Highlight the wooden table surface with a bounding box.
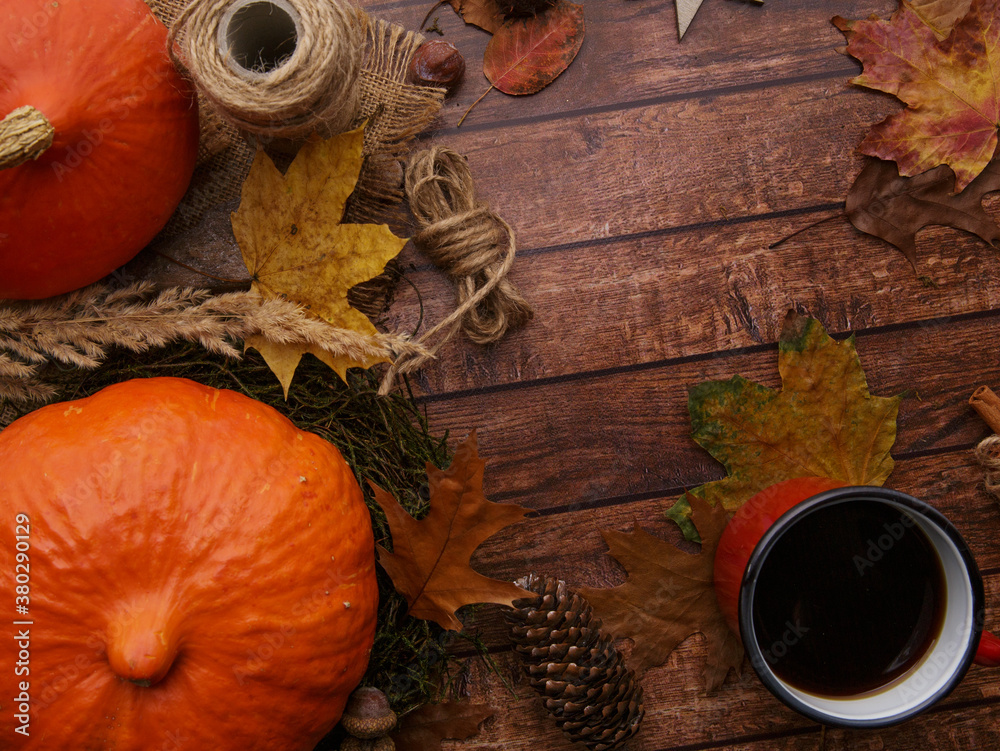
[365,0,1000,749]
[159,0,1000,747]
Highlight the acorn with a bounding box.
[499,0,559,18]
[340,687,397,751]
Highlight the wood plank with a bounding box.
[383,212,1000,395]
[449,450,1000,654]
[359,0,890,128]
[409,80,886,252]
[411,313,1000,512]
[449,620,1000,751]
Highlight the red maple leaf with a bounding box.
[834,0,1000,191]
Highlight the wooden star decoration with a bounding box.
[676,0,705,38]
[676,0,764,40]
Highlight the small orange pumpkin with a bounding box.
[0,0,199,300]
[0,378,378,750]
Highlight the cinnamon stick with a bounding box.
[970,386,1000,434]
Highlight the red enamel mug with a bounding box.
[713,477,1000,728]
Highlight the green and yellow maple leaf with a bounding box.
[667,312,901,541]
[834,0,1000,191]
[231,125,408,396]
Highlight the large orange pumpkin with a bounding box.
[0,378,379,749]
[0,0,199,300]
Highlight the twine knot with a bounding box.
[378,147,533,394]
[406,147,533,344]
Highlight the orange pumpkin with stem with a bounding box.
[0,378,379,749]
[0,0,199,300]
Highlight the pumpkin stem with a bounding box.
[0,106,55,171]
[106,610,180,687]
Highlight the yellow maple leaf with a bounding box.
[231,125,408,396]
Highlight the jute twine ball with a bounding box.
[170,0,366,140]
[975,435,1000,499]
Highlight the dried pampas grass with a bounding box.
[0,282,426,407]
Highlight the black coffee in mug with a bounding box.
[750,499,946,697]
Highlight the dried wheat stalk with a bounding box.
[0,282,428,405]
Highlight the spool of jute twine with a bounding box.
[168,0,365,140]
[971,387,1000,500]
[975,435,1000,497]
[378,147,533,394]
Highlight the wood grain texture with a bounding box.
[383,214,1000,395]
[449,644,1000,750]
[450,450,1000,652]
[365,0,885,125]
[414,313,1000,512]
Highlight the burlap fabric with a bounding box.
[145,0,444,234]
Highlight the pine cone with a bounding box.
[506,574,644,751]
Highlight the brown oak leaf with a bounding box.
[372,432,531,631]
[834,0,1000,191]
[393,702,494,751]
[847,153,1000,268]
[578,497,743,693]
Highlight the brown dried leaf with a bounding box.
[445,0,506,33]
[846,153,1000,268]
[578,497,743,693]
[372,432,531,631]
[393,703,494,751]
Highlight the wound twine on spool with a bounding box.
[147,0,444,239]
[974,436,1000,498]
[378,147,533,395]
[169,0,365,140]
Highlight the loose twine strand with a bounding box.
[378,147,533,395]
[168,0,365,140]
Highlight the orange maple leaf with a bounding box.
[371,432,531,631]
[578,497,743,693]
[834,0,1000,191]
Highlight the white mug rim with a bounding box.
[738,485,985,728]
